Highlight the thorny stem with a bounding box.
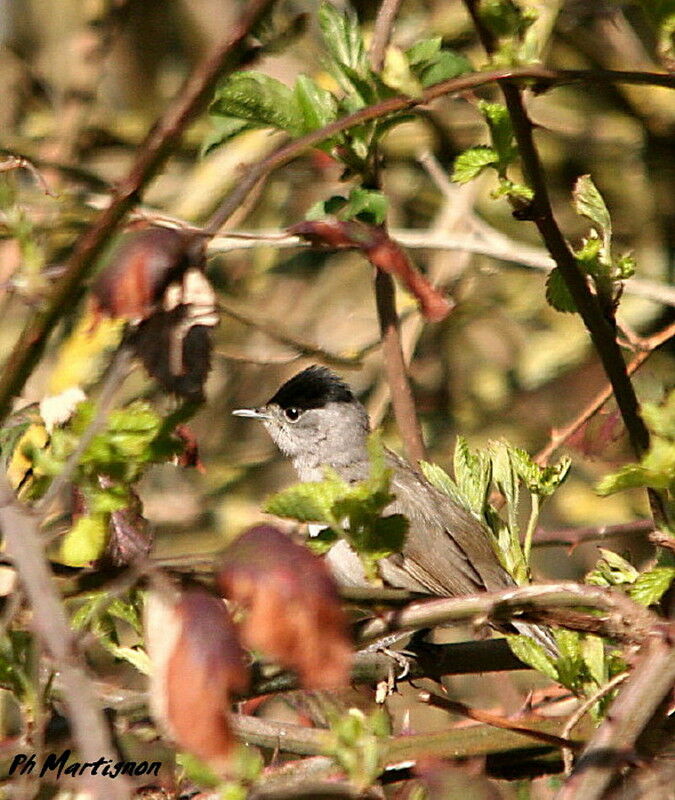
[0,0,277,425]
[461,0,669,528]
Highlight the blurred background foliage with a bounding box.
[0,0,673,583]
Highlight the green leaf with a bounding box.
[294,74,338,134]
[453,436,492,517]
[177,752,221,789]
[210,71,304,137]
[419,461,464,507]
[629,566,675,606]
[581,635,606,685]
[264,476,345,525]
[510,449,571,497]
[545,267,577,313]
[343,188,388,224]
[304,526,339,555]
[573,175,612,259]
[505,634,558,680]
[417,50,472,87]
[405,37,442,65]
[318,3,368,74]
[478,101,516,169]
[452,146,499,183]
[111,646,151,675]
[480,0,537,40]
[201,117,255,156]
[60,514,109,567]
[381,46,424,97]
[586,548,640,588]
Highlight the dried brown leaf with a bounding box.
[217,525,351,689]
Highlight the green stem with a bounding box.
[523,493,540,564]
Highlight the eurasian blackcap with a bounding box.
[234,365,557,656]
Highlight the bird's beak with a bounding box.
[232,407,272,420]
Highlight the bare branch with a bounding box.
[536,320,675,465]
[0,0,278,425]
[356,582,657,645]
[559,628,675,800]
[0,475,130,800]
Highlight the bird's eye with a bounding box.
[284,407,302,422]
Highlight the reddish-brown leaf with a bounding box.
[145,585,249,771]
[92,225,206,322]
[288,219,453,321]
[216,525,351,689]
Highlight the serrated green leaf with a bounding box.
[210,71,304,137]
[405,37,442,65]
[581,634,606,685]
[545,267,577,313]
[343,188,388,224]
[418,50,472,87]
[304,526,339,555]
[573,175,612,258]
[505,634,558,680]
[319,3,367,74]
[478,100,516,168]
[629,566,675,606]
[201,117,256,156]
[586,548,640,587]
[264,477,345,524]
[452,146,499,183]
[453,436,492,517]
[60,514,109,567]
[419,461,464,507]
[107,596,142,634]
[510,449,571,497]
[294,74,338,134]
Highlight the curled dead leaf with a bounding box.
[217,525,351,689]
[145,584,249,771]
[288,219,453,321]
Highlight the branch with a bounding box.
[0,475,130,800]
[419,691,581,751]
[559,626,675,800]
[207,231,675,308]
[203,66,674,237]
[356,582,658,645]
[0,0,277,424]
[246,638,527,698]
[461,0,668,527]
[535,320,675,465]
[368,0,426,464]
[369,0,403,71]
[533,520,655,549]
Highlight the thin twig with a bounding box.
[203,66,675,238]
[461,0,669,527]
[535,320,675,465]
[36,348,133,516]
[533,519,655,549]
[0,475,130,800]
[369,0,404,71]
[558,629,675,800]
[0,0,277,425]
[419,690,582,751]
[561,672,629,775]
[366,0,426,464]
[207,230,675,308]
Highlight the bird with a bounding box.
[233,364,557,656]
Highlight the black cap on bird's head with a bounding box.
[267,365,353,410]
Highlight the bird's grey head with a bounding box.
[233,366,370,479]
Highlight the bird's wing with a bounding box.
[385,450,513,596]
